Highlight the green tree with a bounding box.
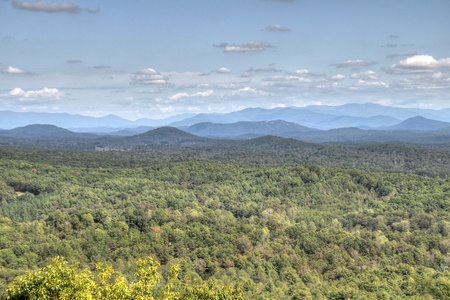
[3,256,243,300]
[4,256,96,300]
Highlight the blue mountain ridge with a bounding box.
[2,103,450,131]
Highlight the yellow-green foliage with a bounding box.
[4,256,242,300]
[5,257,96,300]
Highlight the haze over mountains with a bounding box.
[3,103,450,132]
[2,103,450,146]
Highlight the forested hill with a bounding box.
[2,136,450,179]
[2,123,450,298]
[1,151,450,298]
[125,126,210,145]
[386,116,450,132]
[4,123,450,150]
[0,124,96,139]
[184,120,315,138]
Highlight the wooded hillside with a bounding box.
[1,149,450,298]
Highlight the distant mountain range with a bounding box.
[3,103,450,132]
[2,103,450,148]
[0,110,193,131]
[0,125,215,149]
[2,115,450,149]
[169,107,401,129]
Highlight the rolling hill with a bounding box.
[123,126,212,146]
[385,116,450,131]
[184,120,316,138]
[0,124,96,139]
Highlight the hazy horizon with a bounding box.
[1,0,449,120]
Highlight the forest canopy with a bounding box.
[1,147,450,299]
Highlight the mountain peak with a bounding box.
[127,126,209,145]
[1,124,81,138]
[387,116,450,131]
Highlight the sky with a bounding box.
[1,0,450,120]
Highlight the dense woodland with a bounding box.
[1,142,450,299]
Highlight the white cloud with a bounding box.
[294,69,309,75]
[350,70,379,80]
[331,74,346,81]
[392,72,450,91]
[238,87,257,93]
[217,67,231,74]
[264,24,291,32]
[271,103,287,108]
[8,87,63,103]
[350,80,389,90]
[330,59,376,68]
[293,69,325,78]
[193,90,214,97]
[229,86,268,98]
[9,88,25,97]
[217,83,239,90]
[261,69,327,87]
[130,68,168,85]
[2,66,28,74]
[399,55,450,67]
[215,41,274,53]
[432,72,445,80]
[385,55,450,74]
[168,89,214,102]
[169,92,190,101]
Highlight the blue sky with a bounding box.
[1,0,449,120]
